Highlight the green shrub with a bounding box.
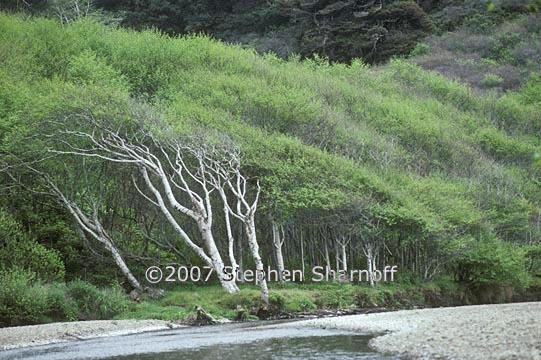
[314,286,355,309]
[43,283,78,322]
[480,73,504,88]
[410,43,431,57]
[66,280,129,320]
[0,209,65,282]
[0,269,48,326]
[67,49,128,90]
[518,71,541,104]
[0,271,129,326]
[284,292,317,312]
[98,284,130,319]
[452,237,531,289]
[66,280,103,320]
[489,32,521,63]
[354,288,383,308]
[268,292,286,313]
[525,245,541,277]
[1,278,129,324]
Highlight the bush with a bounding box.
[452,237,531,289]
[67,50,128,90]
[268,292,286,313]
[354,288,382,308]
[66,280,104,320]
[0,273,129,326]
[284,292,316,312]
[66,280,128,320]
[525,245,541,277]
[314,286,356,309]
[0,269,48,327]
[410,42,431,57]
[97,284,130,319]
[43,283,78,322]
[480,73,504,88]
[518,71,541,104]
[0,209,65,282]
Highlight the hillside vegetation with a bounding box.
[0,11,540,325]
[3,0,541,64]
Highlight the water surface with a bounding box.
[1,321,398,360]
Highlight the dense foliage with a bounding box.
[2,0,540,64]
[0,8,540,324]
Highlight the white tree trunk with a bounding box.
[224,204,239,274]
[301,229,306,276]
[366,246,375,287]
[54,186,143,292]
[335,239,340,271]
[245,218,269,305]
[236,223,244,282]
[104,237,143,291]
[49,124,245,294]
[141,168,239,293]
[199,217,240,293]
[341,243,348,272]
[324,238,331,270]
[271,220,285,281]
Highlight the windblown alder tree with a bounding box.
[41,172,144,292]
[189,138,269,304]
[1,157,145,292]
[50,109,268,299]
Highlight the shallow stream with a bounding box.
[1,321,399,359]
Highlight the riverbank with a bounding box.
[2,281,540,354]
[0,321,388,360]
[283,301,541,360]
[117,281,541,322]
[2,302,540,359]
[0,319,183,351]
[129,282,460,322]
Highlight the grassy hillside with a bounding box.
[0,12,540,324]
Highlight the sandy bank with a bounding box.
[0,319,182,351]
[281,302,541,360]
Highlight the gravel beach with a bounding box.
[0,319,181,351]
[284,302,541,359]
[1,303,539,359]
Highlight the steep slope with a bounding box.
[0,13,539,285]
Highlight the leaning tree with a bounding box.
[186,136,269,304]
[48,107,268,300]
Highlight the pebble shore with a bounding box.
[0,319,181,351]
[283,302,541,359]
